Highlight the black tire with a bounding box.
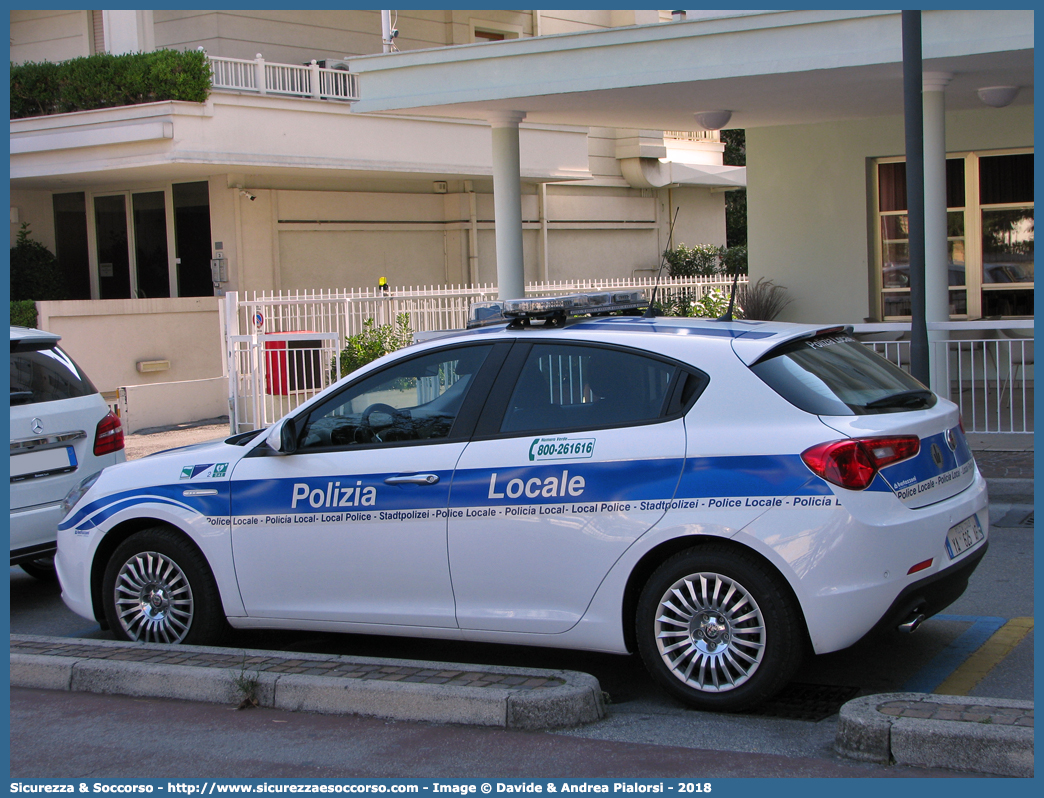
[102,527,227,645]
[636,544,803,712]
[20,556,57,581]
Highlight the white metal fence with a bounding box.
[208,54,358,101]
[853,320,1034,435]
[222,281,1032,435]
[222,276,741,430]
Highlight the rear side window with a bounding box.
[10,344,97,406]
[500,344,678,433]
[750,332,936,416]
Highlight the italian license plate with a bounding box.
[10,446,76,478]
[946,515,984,559]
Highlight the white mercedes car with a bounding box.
[10,326,124,579]
[57,292,988,711]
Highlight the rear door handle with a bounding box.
[384,473,440,485]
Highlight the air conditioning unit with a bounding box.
[314,59,350,71]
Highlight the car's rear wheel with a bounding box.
[102,527,226,645]
[636,545,802,712]
[20,556,57,581]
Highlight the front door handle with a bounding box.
[384,473,440,485]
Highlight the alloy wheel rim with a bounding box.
[654,571,766,693]
[114,551,194,643]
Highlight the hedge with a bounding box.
[11,48,210,118]
[10,300,38,329]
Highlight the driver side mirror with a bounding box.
[266,417,298,455]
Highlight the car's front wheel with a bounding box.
[102,527,226,645]
[636,545,802,712]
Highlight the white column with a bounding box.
[923,71,953,394]
[102,10,153,54]
[489,111,527,300]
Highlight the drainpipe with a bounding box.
[381,10,395,53]
[466,180,479,285]
[539,183,549,282]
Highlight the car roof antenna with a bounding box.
[643,207,680,319]
[717,272,741,322]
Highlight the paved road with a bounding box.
[9,687,980,779]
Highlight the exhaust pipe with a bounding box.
[898,611,926,633]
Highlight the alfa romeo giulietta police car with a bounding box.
[57,292,988,711]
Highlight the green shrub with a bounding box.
[722,244,748,275]
[663,243,748,278]
[658,288,732,319]
[332,314,413,379]
[11,49,211,118]
[10,300,38,329]
[10,224,66,302]
[664,244,725,277]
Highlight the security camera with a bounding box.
[239,190,257,201]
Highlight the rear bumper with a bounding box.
[863,538,989,639]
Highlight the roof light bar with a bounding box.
[467,290,648,328]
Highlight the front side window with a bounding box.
[297,345,492,450]
[500,344,677,434]
[874,150,1033,320]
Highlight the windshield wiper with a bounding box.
[864,389,934,410]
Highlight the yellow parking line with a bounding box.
[934,616,1034,695]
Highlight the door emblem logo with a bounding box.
[944,428,957,452]
[931,443,944,469]
[30,418,44,435]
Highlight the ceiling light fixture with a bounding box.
[977,86,1019,108]
[694,110,732,131]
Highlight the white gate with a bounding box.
[222,276,744,431]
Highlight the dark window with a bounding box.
[10,343,98,406]
[878,159,965,212]
[500,344,677,434]
[51,193,91,300]
[297,345,492,450]
[172,182,214,297]
[980,154,1033,205]
[751,332,936,416]
[132,191,170,298]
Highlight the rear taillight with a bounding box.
[94,411,125,456]
[801,436,920,490]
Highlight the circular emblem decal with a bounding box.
[30,418,44,435]
[931,442,944,469]
[945,428,957,452]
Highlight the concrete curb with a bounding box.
[835,692,1034,777]
[10,634,605,731]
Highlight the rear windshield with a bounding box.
[10,343,98,406]
[750,332,936,416]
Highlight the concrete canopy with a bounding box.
[348,9,1033,130]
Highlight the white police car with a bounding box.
[57,292,988,711]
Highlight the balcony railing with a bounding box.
[664,130,720,142]
[208,54,359,102]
